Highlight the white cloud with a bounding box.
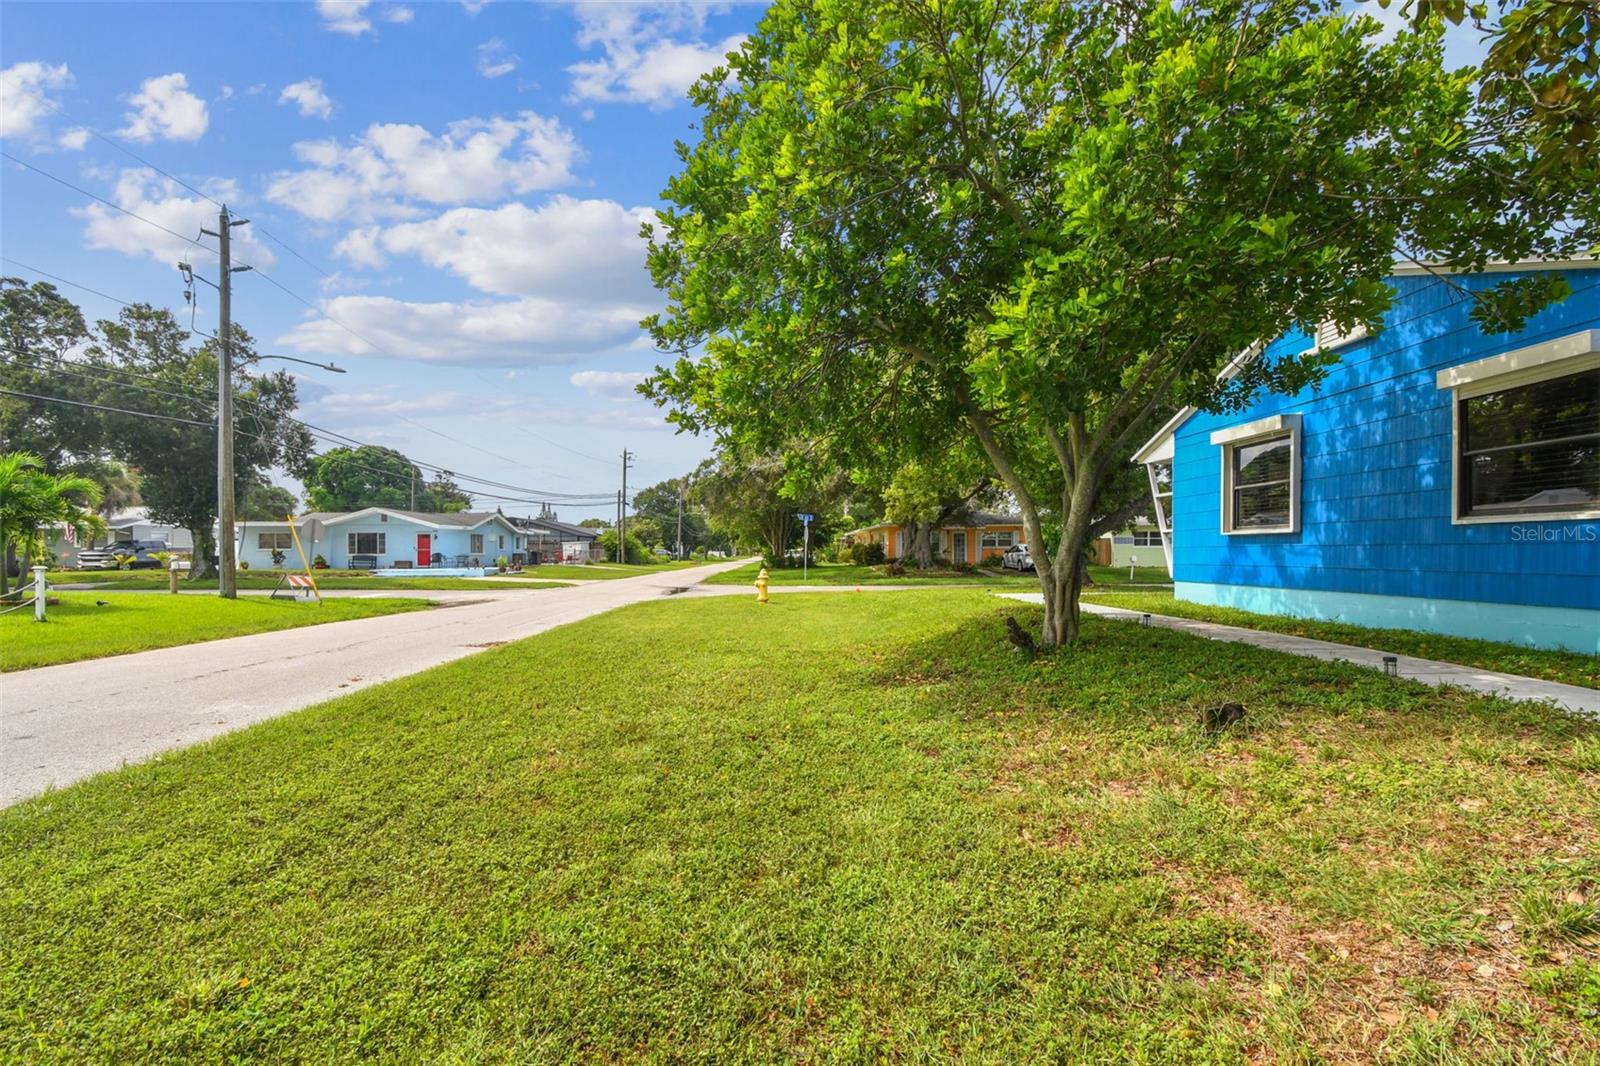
[265,112,579,222]
[118,73,208,142]
[333,226,388,268]
[76,168,276,269]
[309,387,521,422]
[279,293,646,366]
[316,1,412,34]
[460,0,491,13]
[0,61,72,138]
[279,78,334,120]
[318,271,369,294]
[317,0,372,34]
[58,127,91,151]
[302,194,660,369]
[476,38,520,79]
[567,3,742,108]
[356,196,654,299]
[570,369,647,400]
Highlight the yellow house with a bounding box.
[842,511,1027,564]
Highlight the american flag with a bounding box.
[64,523,75,545]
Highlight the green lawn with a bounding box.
[46,569,571,592]
[704,559,1036,585]
[1082,588,1600,690]
[705,560,1172,588]
[0,592,430,672]
[51,560,713,590]
[4,591,1596,1061]
[516,559,712,581]
[1085,563,1175,586]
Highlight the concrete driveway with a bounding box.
[1,559,756,807]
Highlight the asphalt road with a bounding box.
[0,559,757,807]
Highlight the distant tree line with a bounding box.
[1,278,312,579]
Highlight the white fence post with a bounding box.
[32,566,47,622]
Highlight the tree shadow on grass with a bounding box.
[865,600,1600,1061]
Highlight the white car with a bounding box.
[1000,543,1033,571]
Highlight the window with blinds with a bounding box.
[1458,366,1600,518]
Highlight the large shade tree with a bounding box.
[645,0,1597,646]
[690,450,843,564]
[0,279,98,466]
[303,446,421,512]
[85,307,314,579]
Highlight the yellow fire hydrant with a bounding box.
[755,566,770,605]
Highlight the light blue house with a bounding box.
[1134,262,1600,653]
[235,507,528,573]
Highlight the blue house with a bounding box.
[234,507,528,573]
[1133,262,1600,654]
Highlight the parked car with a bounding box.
[76,540,169,570]
[1000,543,1034,571]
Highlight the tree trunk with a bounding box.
[188,526,216,580]
[1034,474,1099,648]
[0,533,9,597]
[909,521,934,569]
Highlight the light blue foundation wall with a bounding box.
[1164,269,1600,652]
[1177,581,1600,654]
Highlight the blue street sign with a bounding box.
[798,513,814,523]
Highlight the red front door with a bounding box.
[416,533,431,566]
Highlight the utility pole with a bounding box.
[618,449,634,562]
[200,204,251,599]
[675,488,683,560]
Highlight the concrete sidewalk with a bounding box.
[998,593,1599,715]
[1,559,754,807]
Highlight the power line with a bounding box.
[39,99,340,287]
[1,257,135,308]
[1,152,217,257]
[5,348,625,502]
[48,105,222,209]
[1,171,648,494]
[0,387,214,427]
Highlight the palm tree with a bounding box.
[0,452,106,597]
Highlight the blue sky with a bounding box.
[1,1,1485,516]
[1,1,762,516]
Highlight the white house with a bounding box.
[47,508,194,567]
[235,508,527,571]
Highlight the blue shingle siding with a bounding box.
[1171,269,1600,614]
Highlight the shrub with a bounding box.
[312,554,329,569]
[598,529,652,564]
[496,555,509,569]
[270,548,287,567]
[239,560,250,570]
[845,540,886,566]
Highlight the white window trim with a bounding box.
[1145,460,1175,572]
[346,531,386,555]
[1439,330,1600,525]
[1213,414,1302,535]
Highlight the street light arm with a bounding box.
[250,354,347,374]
